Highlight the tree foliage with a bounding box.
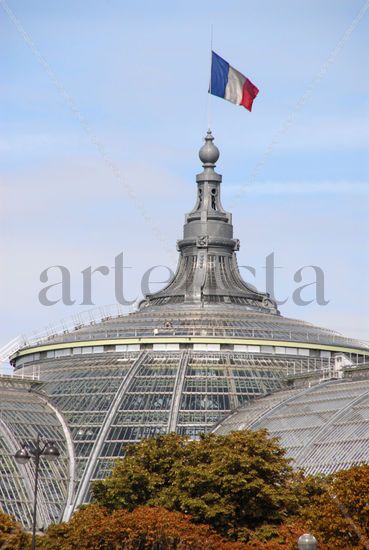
[39,461,369,550]
[93,431,300,539]
[300,464,369,549]
[0,509,29,549]
[39,505,252,550]
[244,521,316,550]
[4,431,366,549]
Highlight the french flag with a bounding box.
[210,51,259,112]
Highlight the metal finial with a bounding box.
[298,533,317,550]
[199,129,220,167]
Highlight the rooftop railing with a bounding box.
[0,370,40,381]
[1,303,368,363]
[0,304,133,362]
[22,326,368,348]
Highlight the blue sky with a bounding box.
[1,0,369,356]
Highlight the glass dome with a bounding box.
[2,132,369,528]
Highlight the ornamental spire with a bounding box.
[139,131,278,314]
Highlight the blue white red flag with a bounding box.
[210,51,259,111]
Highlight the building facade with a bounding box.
[1,132,369,529]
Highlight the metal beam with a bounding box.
[72,351,147,511]
[33,391,76,523]
[167,351,189,432]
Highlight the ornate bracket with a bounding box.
[196,235,209,248]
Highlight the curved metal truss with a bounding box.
[0,381,74,529]
[215,374,369,475]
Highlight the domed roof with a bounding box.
[4,131,369,531]
[30,302,367,352]
[213,369,369,474]
[13,131,367,355]
[0,378,73,529]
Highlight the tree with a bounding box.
[0,509,29,549]
[244,521,319,550]
[39,505,252,550]
[93,431,300,540]
[300,464,369,549]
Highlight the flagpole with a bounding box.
[207,24,213,131]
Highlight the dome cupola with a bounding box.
[141,131,278,313]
